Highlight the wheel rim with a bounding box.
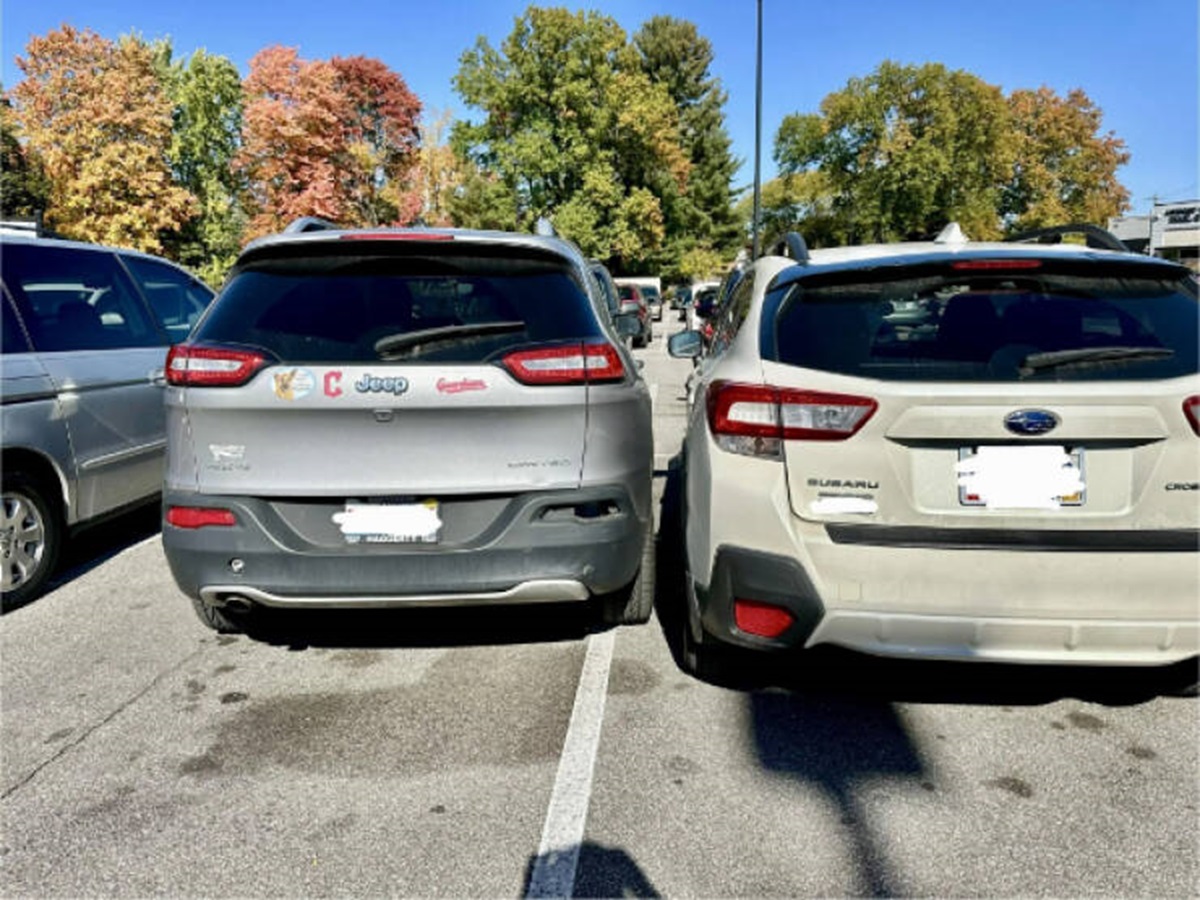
[1,491,47,592]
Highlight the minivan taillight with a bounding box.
[166,344,268,387]
[706,381,876,458]
[1184,396,1200,436]
[502,342,625,385]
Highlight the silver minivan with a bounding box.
[1,235,215,607]
[161,223,654,634]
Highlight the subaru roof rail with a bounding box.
[766,231,810,265]
[283,216,341,234]
[1005,223,1129,253]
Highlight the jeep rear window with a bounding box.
[193,251,600,363]
[771,264,1199,382]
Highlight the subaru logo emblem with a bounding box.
[1003,409,1059,436]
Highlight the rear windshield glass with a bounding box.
[771,264,1199,382]
[194,251,600,363]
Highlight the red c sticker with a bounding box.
[324,371,343,397]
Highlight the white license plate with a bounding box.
[957,446,1086,508]
[332,500,442,544]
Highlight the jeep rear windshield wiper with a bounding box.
[1019,346,1175,376]
[374,321,526,358]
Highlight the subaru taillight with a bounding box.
[1184,396,1200,436]
[166,344,268,387]
[501,342,625,385]
[706,381,877,458]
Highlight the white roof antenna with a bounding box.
[934,222,969,245]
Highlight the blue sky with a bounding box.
[4,1,1197,215]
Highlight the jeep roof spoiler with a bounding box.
[1005,223,1130,253]
[283,216,341,234]
[766,231,810,265]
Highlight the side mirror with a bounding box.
[668,330,703,359]
[613,313,641,339]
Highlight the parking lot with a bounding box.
[1,322,1197,898]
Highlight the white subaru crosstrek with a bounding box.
[668,225,1199,675]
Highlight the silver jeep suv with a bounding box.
[161,221,654,633]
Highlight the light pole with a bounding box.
[752,0,763,259]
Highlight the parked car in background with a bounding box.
[616,283,653,348]
[669,224,1199,679]
[162,220,655,634]
[1,234,215,607]
[589,260,642,347]
[688,282,721,336]
[615,276,663,321]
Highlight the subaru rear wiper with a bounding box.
[374,321,526,358]
[1019,346,1174,376]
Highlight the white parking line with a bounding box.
[649,383,659,407]
[526,629,615,898]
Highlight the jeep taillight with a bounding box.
[501,342,625,385]
[166,344,268,387]
[706,381,877,458]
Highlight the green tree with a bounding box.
[10,26,195,252]
[1003,86,1130,230]
[775,61,1015,242]
[452,6,687,265]
[734,171,843,251]
[633,16,740,279]
[0,98,50,220]
[153,43,245,285]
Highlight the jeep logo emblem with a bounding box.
[355,374,409,396]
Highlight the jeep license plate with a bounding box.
[333,500,442,543]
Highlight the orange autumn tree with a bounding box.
[237,47,422,240]
[10,25,194,252]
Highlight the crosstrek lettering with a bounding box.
[437,377,488,394]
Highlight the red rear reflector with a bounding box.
[339,232,454,241]
[734,599,796,639]
[1184,396,1200,436]
[950,259,1043,271]
[166,345,267,387]
[502,342,625,385]
[167,506,237,529]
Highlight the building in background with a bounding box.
[1109,200,1200,272]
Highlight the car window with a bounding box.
[196,251,601,363]
[711,269,755,355]
[2,294,31,354]
[122,256,214,343]
[2,243,163,352]
[771,264,1199,382]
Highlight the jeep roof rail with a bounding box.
[283,216,341,234]
[1005,223,1130,253]
[767,231,810,265]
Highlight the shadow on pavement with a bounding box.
[2,501,161,616]
[235,601,598,651]
[522,842,660,899]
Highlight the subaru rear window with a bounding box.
[770,263,1199,382]
[193,251,600,364]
